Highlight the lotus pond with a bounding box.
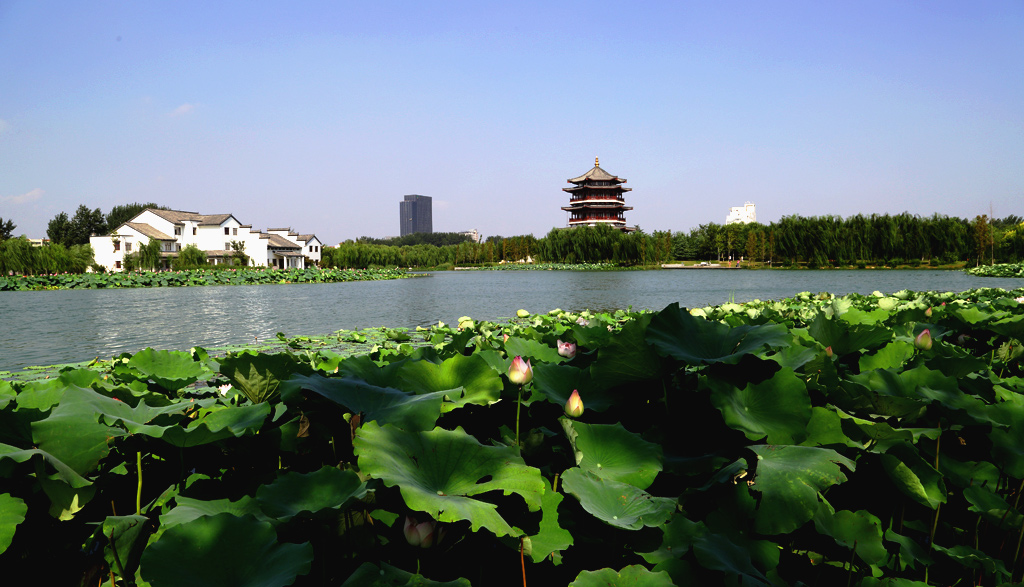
[0,266,409,291]
[2,287,1024,586]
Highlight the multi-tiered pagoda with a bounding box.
[562,158,634,231]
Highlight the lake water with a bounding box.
[2,269,1022,370]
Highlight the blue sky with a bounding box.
[1,1,1021,245]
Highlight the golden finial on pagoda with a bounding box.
[595,157,599,167]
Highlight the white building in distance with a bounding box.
[726,202,756,225]
[90,208,323,271]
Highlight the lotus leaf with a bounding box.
[568,564,676,587]
[591,316,663,385]
[706,367,812,444]
[533,363,617,412]
[97,515,149,578]
[691,532,770,583]
[256,466,366,519]
[505,336,570,364]
[394,353,502,409]
[286,373,447,431]
[748,445,855,535]
[647,303,790,365]
[560,468,675,530]
[880,443,946,509]
[526,486,574,563]
[160,495,269,530]
[353,421,544,537]
[640,514,707,564]
[807,313,893,355]
[0,493,27,554]
[813,505,888,565]
[126,348,212,391]
[561,419,663,489]
[220,352,309,404]
[30,385,127,476]
[341,562,471,587]
[140,513,313,586]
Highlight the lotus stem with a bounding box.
[520,536,527,587]
[136,451,142,516]
[109,529,127,583]
[515,384,523,448]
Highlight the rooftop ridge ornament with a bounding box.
[595,157,599,167]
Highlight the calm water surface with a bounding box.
[2,269,1022,370]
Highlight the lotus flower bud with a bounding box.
[915,329,933,351]
[825,346,833,358]
[565,389,584,418]
[557,339,577,358]
[508,356,533,385]
[517,309,530,318]
[404,515,436,548]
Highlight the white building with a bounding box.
[90,209,323,271]
[726,202,757,225]
[458,229,481,243]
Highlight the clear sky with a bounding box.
[1,1,1021,245]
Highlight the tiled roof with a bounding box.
[125,222,176,241]
[567,163,627,185]
[144,208,235,226]
[264,234,300,249]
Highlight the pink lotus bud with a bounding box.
[404,515,436,548]
[565,389,584,418]
[557,339,577,358]
[925,307,932,318]
[915,329,933,351]
[508,356,533,385]
[825,346,833,358]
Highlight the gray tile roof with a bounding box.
[125,222,176,241]
[145,208,235,226]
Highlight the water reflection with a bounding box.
[2,270,1021,370]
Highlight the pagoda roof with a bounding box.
[567,158,627,185]
[564,184,632,193]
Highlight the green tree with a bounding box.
[47,212,72,246]
[106,202,168,231]
[0,217,15,241]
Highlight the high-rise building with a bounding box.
[726,202,756,224]
[400,195,432,236]
[561,158,634,231]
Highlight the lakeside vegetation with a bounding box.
[324,213,1024,270]
[967,262,1024,278]
[2,287,1024,585]
[0,267,409,291]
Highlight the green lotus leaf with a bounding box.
[561,468,675,530]
[284,373,446,431]
[647,303,790,365]
[256,467,366,520]
[883,529,934,571]
[353,421,544,537]
[807,313,893,355]
[569,564,675,587]
[706,368,811,444]
[880,443,947,509]
[859,341,915,372]
[692,532,770,583]
[505,336,570,364]
[0,443,91,488]
[526,486,573,563]
[160,496,268,530]
[219,353,309,404]
[591,316,663,385]
[30,385,127,476]
[963,484,1022,529]
[98,515,149,579]
[341,562,471,587]
[39,472,96,520]
[394,353,502,409]
[640,514,706,565]
[0,493,27,554]
[532,363,617,412]
[126,348,212,391]
[860,578,931,587]
[140,513,313,587]
[767,344,820,370]
[931,543,1010,579]
[562,419,663,489]
[748,445,855,535]
[800,407,857,448]
[812,504,888,565]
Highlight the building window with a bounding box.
[126,242,132,252]
[113,241,120,251]
[193,227,197,235]
[225,242,231,250]
[233,228,238,236]
[115,261,121,269]
[224,227,230,235]
[174,227,182,235]
[177,244,182,251]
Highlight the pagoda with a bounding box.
[562,158,634,231]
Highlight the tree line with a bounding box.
[45,202,169,247]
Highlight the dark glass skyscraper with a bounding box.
[400,195,432,236]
